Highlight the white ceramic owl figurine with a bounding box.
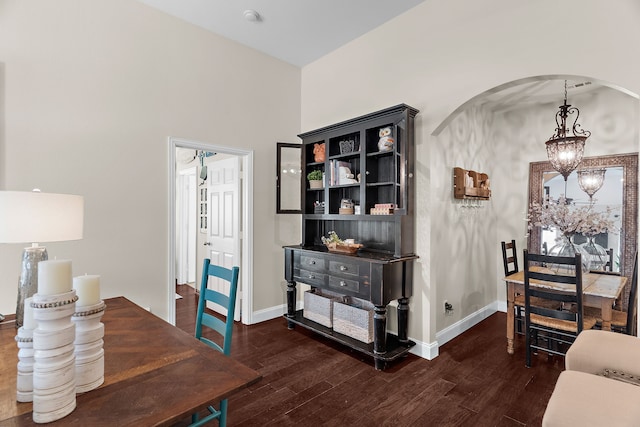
[378,126,394,152]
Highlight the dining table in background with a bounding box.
[503,270,627,355]
[0,296,261,426]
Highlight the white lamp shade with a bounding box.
[0,191,84,243]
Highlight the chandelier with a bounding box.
[577,167,606,200]
[545,80,591,181]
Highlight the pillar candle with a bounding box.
[37,259,72,295]
[73,275,100,307]
[23,297,36,330]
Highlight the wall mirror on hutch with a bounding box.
[282,104,419,370]
[528,153,638,306]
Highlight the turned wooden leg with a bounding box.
[600,299,613,331]
[397,297,409,344]
[286,280,297,330]
[373,305,387,370]
[506,282,515,355]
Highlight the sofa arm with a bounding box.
[566,330,640,379]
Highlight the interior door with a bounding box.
[206,156,241,320]
[176,167,197,286]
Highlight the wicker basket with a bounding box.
[324,241,362,254]
[303,289,342,328]
[332,297,375,343]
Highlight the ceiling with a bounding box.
[135,2,616,112]
[135,0,425,67]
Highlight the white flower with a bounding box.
[527,196,618,239]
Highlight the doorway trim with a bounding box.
[168,137,254,326]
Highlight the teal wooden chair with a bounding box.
[190,259,240,427]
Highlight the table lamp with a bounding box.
[0,190,83,327]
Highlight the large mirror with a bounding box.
[276,143,303,214]
[528,153,638,279]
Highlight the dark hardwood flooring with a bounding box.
[174,285,562,426]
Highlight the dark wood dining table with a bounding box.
[503,270,627,355]
[0,296,261,426]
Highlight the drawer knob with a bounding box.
[339,265,347,271]
[308,274,315,279]
[339,281,347,287]
[309,260,316,265]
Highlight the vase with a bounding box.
[309,180,323,189]
[547,235,590,274]
[580,237,609,272]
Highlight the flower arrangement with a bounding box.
[527,196,618,241]
[321,231,362,254]
[321,230,343,245]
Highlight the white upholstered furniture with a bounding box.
[543,330,640,427]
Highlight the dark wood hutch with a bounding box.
[284,104,419,370]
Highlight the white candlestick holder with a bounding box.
[71,300,105,393]
[15,327,35,402]
[32,289,78,424]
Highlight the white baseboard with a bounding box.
[248,301,303,325]
[409,338,439,360]
[436,301,499,347]
[248,300,502,361]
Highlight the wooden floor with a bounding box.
[174,285,563,426]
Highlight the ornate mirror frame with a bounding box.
[528,152,638,278]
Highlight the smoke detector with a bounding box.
[243,9,261,22]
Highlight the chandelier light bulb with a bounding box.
[577,168,606,200]
[545,80,591,181]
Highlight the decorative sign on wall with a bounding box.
[453,167,491,200]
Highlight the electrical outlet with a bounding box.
[444,301,453,315]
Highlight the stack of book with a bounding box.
[329,160,357,186]
[370,203,395,215]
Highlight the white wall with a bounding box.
[301,0,640,349]
[492,87,639,303]
[434,106,497,334]
[1,0,638,355]
[0,0,302,318]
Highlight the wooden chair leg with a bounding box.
[516,306,523,334]
[219,399,228,427]
[526,325,532,367]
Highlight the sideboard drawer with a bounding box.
[296,269,326,287]
[329,260,361,276]
[300,254,326,271]
[328,276,360,293]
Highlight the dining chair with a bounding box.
[523,250,597,367]
[585,251,638,336]
[590,248,620,276]
[502,240,518,276]
[190,259,240,427]
[502,240,525,334]
[502,240,561,335]
[604,248,614,272]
